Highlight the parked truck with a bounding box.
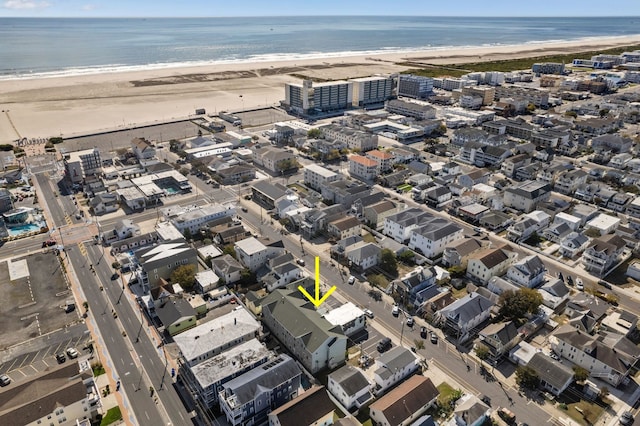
[218,111,242,126]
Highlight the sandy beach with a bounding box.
[1,35,639,144]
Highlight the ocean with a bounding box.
[1,16,639,80]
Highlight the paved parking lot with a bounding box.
[236,107,292,127]
[0,252,78,349]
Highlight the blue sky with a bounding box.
[1,0,640,17]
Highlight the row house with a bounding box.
[574,117,621,136]
[466,245,518,284]
[441,237,485,268]
[408,218,464,259]
[218,354,302,426]
[581,234,626,276]
[550,325,640,387]
[530,129,570,148]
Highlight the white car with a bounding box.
[392,305,399,316]
[364,309,374,319]
[348,276,356,285]
[66,348,79,359]
[575,278,584,291]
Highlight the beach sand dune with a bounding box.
[1,35,639,144]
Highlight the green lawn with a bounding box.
[437,382,457,405]
[100,406,122,426]
[362,232,377,244]
[566,400,606,426]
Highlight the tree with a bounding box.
[49,136,64,144]
[564,110,578,119]
[498,288,543,320]
[307,128,322,139]
[170,264,197,290]
[599,386,610,400]
[398,250,415,265]
[599,108,610,117]
[572,365,589,382]
[584,228,601,238]
[526,103,536,113]
[183,228,192,241]
[238,268,256,287]
[379,248,398,276]
[515,365,540,390]
[223,245,237,259]
[111,261,121,270]
[447,265,466,278]
[475,344,490,361]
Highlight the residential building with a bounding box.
[408,218,463,259]
[169,203,237,235]
[321,123,378,152]
[383,208,433,244]
[506,255,546,288]
[175,308,262,367]
[466,246,518,284]
[385,99,437,120]
[136,241,198,290]
[0,360,100,426]
[351,76,394,107]
[184,339,272,408]
[526,352,574,396]
[364,200,398,231]
[369,375,439,426]
[453,394,491,426]
[397,74,434,99]
[581,234,627,276]
[260,287,347,373]
[441,237,484,268]
[267,386,336,426]
[323,302,366,337]
[478,321,520,359]
[532,62,565,75]
[155,297,197,335]
[253,146,296,174]
[550,324,640,386]
[554,169,588,195]
[503,180,552,213]
[326,216,362,240]
[131,137,156,159]
[218,354,302,426]
[373,347,419,394]
[216,163,256,184]
[303,164,339,191]
[262,260,305,293]
[344,241,381,271]
[252,181,288,210]
[501,153,531,178]
[435,292,494,342]
[559,232,590,258]
[64,148,101,183]
[284,79,352,116]
[327,365,372,410]
[585,213,621,236]
[349,154,378,180]
[88,192,118,215]
[392,265,438,306]
[235,237,285,272]
[212,254,244,284]
[366,149,394,173]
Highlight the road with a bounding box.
[237,200,552,425]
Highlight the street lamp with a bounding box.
[239,94,244,111]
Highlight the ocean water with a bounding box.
[1,16,639,80]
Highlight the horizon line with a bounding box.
[1,14,640,19]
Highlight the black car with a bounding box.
[56,352,66,363]
[420,327,427,338]
[377,337,392,353]
[111,273,119,280]
[620,411,634,425]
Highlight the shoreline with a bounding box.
[1,35,640,144]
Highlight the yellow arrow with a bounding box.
[299,256,337,307]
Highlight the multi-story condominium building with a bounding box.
[0,188,13,214]
[501,153,531,178]
[234,236,285,272]
[321,124,378,152]
[434,77,477,91]
[348,154,378,180]
[460,142,512,167]
[253,146,296,174]
[503,180,552,213]
[397,74,434,99]
[459,94,483,109]
[461,86,496,106]
[175,308,262,367]
[532,62,565,75]
[441,237,484,268]
[385,99,437,120]
[465,71,506,86]
[0,360,101,426]
[365,149,394,173]
[383,208,434,244]
[581,234,626,276]
[303,164,339,191]
[260,287,347,373]
[218,354,302,426]
[169,203,237,235]
[591,134,633,153]
[408,218,464,259]
[184,339,272,408]
[64,148,101,183]
[136,241,197,290]
[466,245,518,284]
[351,76,394,108]
[284,79,352,116]
[494,86,550,107]
[554,169,588,195]
[550,325,640,387]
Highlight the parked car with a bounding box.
[241,207,248,213]
[406,317,414,327]
[348,276,356,285]
[575,278,584,291]
[619,411,634,425]
[364,309,374,319]
[56,352,66,363]
[430,332,438,344]
[66,348,79,359]
[111,273,119,281]
[420,326,427,338]
[296,258,305,266]
[392,305,399,316]
[0,374,10,386]
[377,337,392,353]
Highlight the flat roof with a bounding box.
[155,221,184,241]
[235,237,267,255]
[305,164,338,178]
[323,302,364,327]
[174,308,261,363]
[586,213,621,230]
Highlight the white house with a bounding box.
[581,234,627,276]
[383,208,433,244]
[344,241,381,271]
[559,232,590,258]
[466,246,518,284]
[585,213,621,236]
[506,255,546,288]
[234,237,284,272]
[435,292,494,342]
[327,365,372,411]
[372,347,419,395]
[408,219,464,259]
[323,302,366,337]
